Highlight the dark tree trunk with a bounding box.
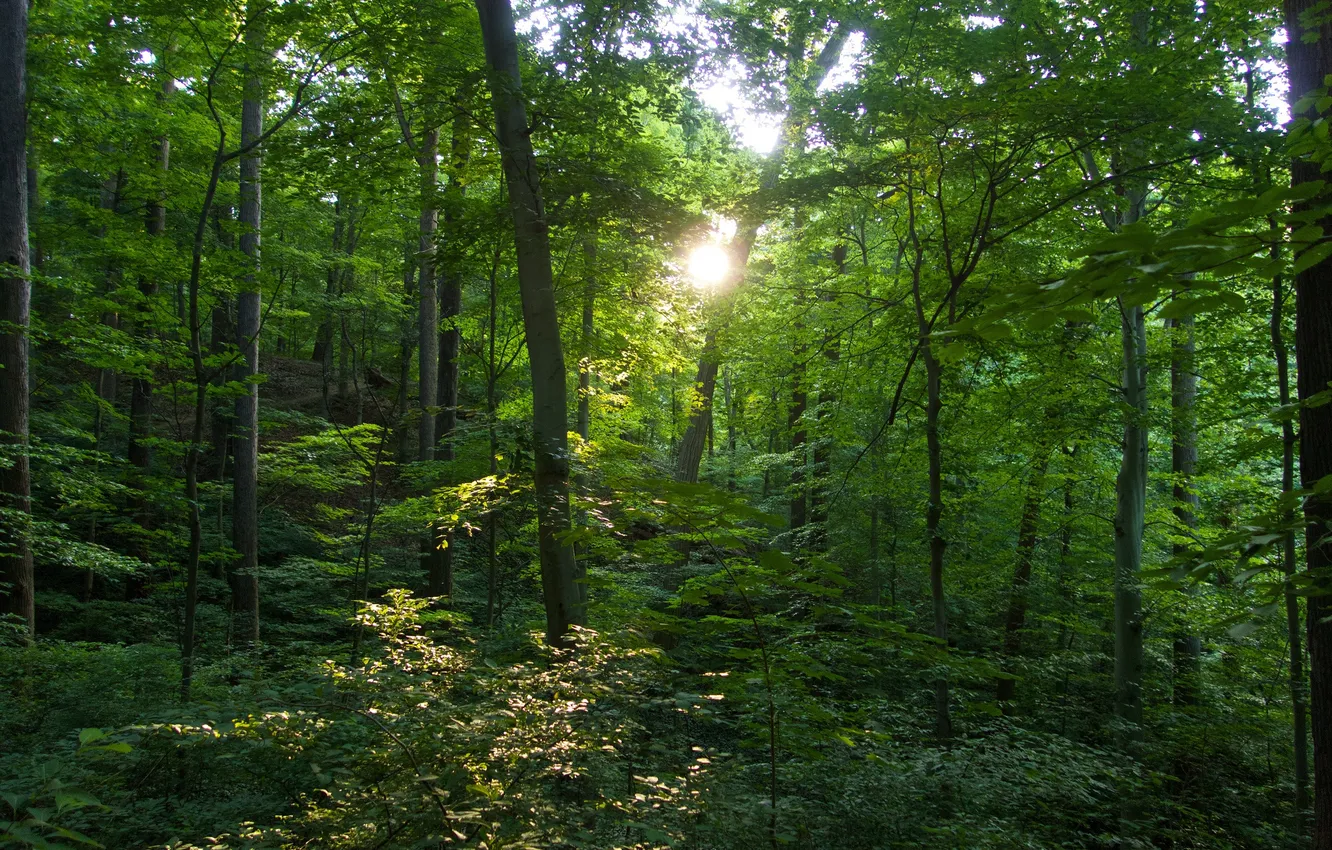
[1285,0,1332,841]
[809,243,846,550]
[0,0,32,638]
[1168,314,1202,706]
[908,221,950,740]
[230,16,263,646]
[429,105,469,599]
[127,67,173,545]
[476,0,583,645]
[396,241,414,462]
[1273,262,1311,827]
[997,450,1050,708]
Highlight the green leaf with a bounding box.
[1294,241,1332,275]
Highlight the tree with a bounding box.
[0,0,31,638]
[1284,0,1332,842]
[231,5,265,646]
[475,0,583,645]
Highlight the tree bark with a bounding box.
[1284,0,1332,841]
[476,0,583,645]
[1273,263,1311,828]
[809,243,846,550]
[1167,314,1202,706]
[230,15,264,646]
[1113,301,1147,746]
[908,218,950,740]
[674,27,846,484]
[997,450,1050,708]
[0,0,32,638]
[429,104,469,599]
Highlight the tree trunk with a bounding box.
[908,227,950,741]
[1272,262,1311,828]
[673,29,846,484]
[1285,1,1332,840]
[476,0,583,645]
[1167,314,1202,706]
[126,68,173,552]
[230,16,263,647]
[997,450,1050,708]
[1113,301,1147,746]
[417,128,439,462]
[809,243,846,550]
[578,236,595,442]
[0,0,32,639]
[486,251,499,627]
[396,241,414,462]
[789,311,807,537]
[429,105,469,599]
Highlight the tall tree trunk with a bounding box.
[809,243,846,550]
[1285,1,1332,841]
[429,105,469,599]
[789,304,807,537]
[1273,260,1312,828]
[415,127,443,593]
[476,0,583,645]
[127,67,173,481]
[578,236,595,442]
[0,0,32,638]
[230,16,263,646]
[486,250,499,627]
[674,28,846,484]
[417,128,439,462]
[997,450,1050,708]
[908,216,951,740]
[396,241,414,462]
[93,169,123,440]
[1168,314,1202,706]
[1113,301,1148,746]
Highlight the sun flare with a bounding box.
[688,244,730,289]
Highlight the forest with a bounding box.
[3,0,1332,847]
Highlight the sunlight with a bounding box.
[688,243,730,289]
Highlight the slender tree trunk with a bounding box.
[93,170,123,441]
[1113,301,1148,746]
[1272,260,1312,828]
[789,324,807,537]
[578,236,595,442]
[1167,314,1202,706]
[998,450,1050,708]
[396,242,415,462]
[230,17,263,646]
[810,243,846,550]
[429,105,469,599]
[1285,2,1332,840]
[486,252,499,627]
[674,30,845,484]
[476,0,583,644]
[908,219,950,740]
[416,126,444,593]
[417,128,439,462]
[0,0,32,638]
[182,150,227,701]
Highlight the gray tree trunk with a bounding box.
[1167,314,1202,705]
[1113,302,1147,744]
[476,0,583,644]
[231,14,264,646]
[0,0,32,638]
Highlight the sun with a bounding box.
[688,244,730,289]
